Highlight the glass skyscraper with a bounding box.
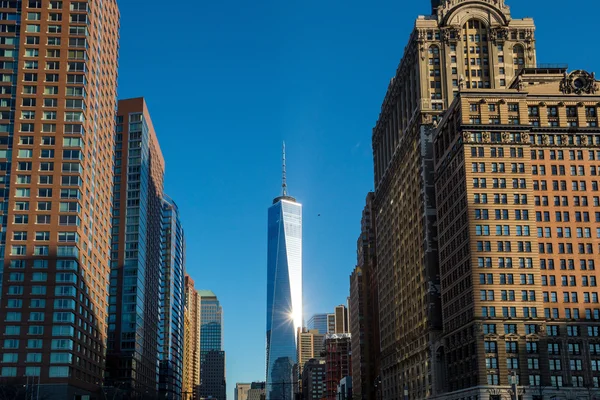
[159,197,186,399]
[199,290,225,400]
[266,154,302,400]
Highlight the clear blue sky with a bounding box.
[116,0,598,398]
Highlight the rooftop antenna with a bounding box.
[282,142,287,196]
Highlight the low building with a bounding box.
[302,359,326,400]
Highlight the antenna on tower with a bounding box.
[282,142,287,196]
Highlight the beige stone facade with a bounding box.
[370,1,600,400]
[433,68,600,400]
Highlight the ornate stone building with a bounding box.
[372,1,549,399]
[434,65,600,400]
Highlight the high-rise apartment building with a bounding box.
[106,98,165,398]
[327,305,348,334]
[323,334,352,400]
[266,147,303,400]
[349,192,378,400]
[183,303,194,398]
[432,64,600,399]
[371,0,536,398]
[159,197,186,399]
[0,1,119,397]
[307,314,328,334]
[184,275,201,397]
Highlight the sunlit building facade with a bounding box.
[0,1,120,397]
[266,164,303,400]
[372,0,536,398]
[159,197,186,399]
[106,98,165,398]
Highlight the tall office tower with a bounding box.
[307,314,328,334]
[295,328,325,398]
[371,1,536,398]
[105,98,165,397]
[296,328,325,368]
[433,64,600,398]
[199,290,224,398]
[302,359,326,400]
[198,350,226,400]
[349,192,378,400]
[266,146,303,400]
[0,1,119,397]
[235,383,252,400]
[323,334,352,400]
[159,197,186,399]
[327,305,348,334]
[184,275,201,397]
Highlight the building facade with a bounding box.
[235,383,252,400]
[433,66,600,400]
[349,193,379,400]
[302,359,326,400]
[199,290,224,399]
[198,350,226,400]
[0,1,120,396]
[371,0,537,399]
[327,305,348,334]
[105,98,165,398]
[184,275,202,397]
[307,314,328,335]
[159,197,186,399]
[248,382,267,400]
[323,334,352,400]
[266,152,303,400]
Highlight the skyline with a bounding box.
[114,1,600,399]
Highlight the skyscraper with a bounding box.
[433,67,600,398]
[266,145,303,400]
[184,275,201,397]
[160,197,186,399]
[307,314,328,334]
[349,193,378,400]
[199,290,225,399]
[371,0,535,398]
[199,350,226,400]
[106,97,165,398]
[0,1,119,397]
[327,305,348,334]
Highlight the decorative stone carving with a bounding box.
[582,136,589,145]
[561,134,568,144]
[521,133,530,144]
[482,132,490,143]
[502,132,510,143]
[489,27,509,43]
[462,132,471,143]
[542,135,549,145]
[560,70,599,95]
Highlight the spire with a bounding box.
[282,142,287,196]
[431,0,442,14]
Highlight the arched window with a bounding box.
[462,19,491,89]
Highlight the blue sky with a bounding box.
[116,0,599,398]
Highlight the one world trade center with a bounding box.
[266,144,302,400]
